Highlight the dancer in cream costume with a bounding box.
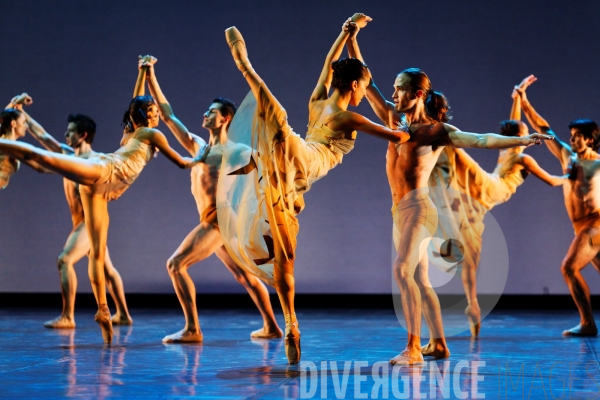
[7,94,132,329]
[138,56,282,343]
[346,16,552,364]
[427,78,564,337]
[220,14,411,363]
[0,66,207,343]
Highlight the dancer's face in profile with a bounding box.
[392,74,421,113]
[349,77,370,107]
[570,128,593,153]
[65,122,86,147]
[12,114,28,139]
[146,104,160,128]
[202,103,228,130]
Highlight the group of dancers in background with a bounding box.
[0,13,597,365]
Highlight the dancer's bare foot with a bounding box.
[465,305,481,338]
[94,305,113,344]
[390,349,424,365]
[563,324,598,337]
[43,316,75,329]
[111,313,133,326]
[284,322,301,364]
[421,342,451,359]
[251,325,283,339]
[162,329,204,343]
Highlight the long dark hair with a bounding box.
[122,96,156,133]
[399,68,451,123]
[331,58,369,93]
[0,108,22,137]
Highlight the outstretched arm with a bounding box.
[340,111,409,143]
[519,154,565,186]
[7,94,72,154]
[140,56,202,156]
[309,13,372,104]
[345,18,399,128]
[144,129,206,169]
[442,123,552,149]
[516,76,572,164]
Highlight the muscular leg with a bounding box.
[561,228,600,336]
[417,252,450,359]
[103,248,132,325]
[0,140,101,184]
[215,246,282,339]
[80,191,112,343]
[163,223,223,343]
[460,229,483,338]
[225,27,262,101]
[44,222,89,329]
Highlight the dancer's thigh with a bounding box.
[169,223,223,266]
[564,226,600,272]
[60,222,91,265]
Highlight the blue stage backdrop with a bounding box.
[1,0,599,294]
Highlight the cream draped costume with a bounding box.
[79,129,155,201]
[217,86,356,285]
[428,147,527,272]
[0,155,19,190]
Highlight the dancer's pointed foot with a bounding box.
[421,342,450,359]
[94,304,113,344]
[563,324,598,337]
[251,325,283,339]
[43,315,76,329]
[111,313,133,326]
[162,329,204,343]
[390,349,424,365]
[225,26,253,75]
[465,305,481,338]
[284,322,301,364]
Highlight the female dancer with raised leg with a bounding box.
[221,14,410,364]
[434,76,565,336]
[0,68,207,343]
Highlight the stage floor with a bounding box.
[1,307,599,399]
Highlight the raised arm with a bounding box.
[519,154,565,186]
[442,123,552,149]
[133,64,147,98]
[345,17,398,128]
[7,94,71,154]
[140,56,201,156]
[509,90,521,121]
[310,14,372,104]
[516,75,572,164]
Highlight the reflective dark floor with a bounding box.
[1,308,599,399]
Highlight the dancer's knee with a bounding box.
[561,259,577,279]
[57,253,72,271]
[166,256,186,277]
[393,262,416,284]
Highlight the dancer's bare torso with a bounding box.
[190,138,242,216]
[563,153,600,221]
[387,123,448,205]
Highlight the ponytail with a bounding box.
[424,90,451,123]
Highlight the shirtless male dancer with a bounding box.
[518,75,600,336]
[139,56,282,342]
[346,18,551,363]
[8,94,132,328]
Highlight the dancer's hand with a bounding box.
[523,132,553,147]
[514,74,537,100]
[8,93,32,109]
[350,13,372,29]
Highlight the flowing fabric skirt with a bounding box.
[217,86,339,285]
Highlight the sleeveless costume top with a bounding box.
[79,134,155,201]
[0,155,19,190]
